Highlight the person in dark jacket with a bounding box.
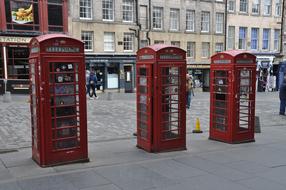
[279,74,286,115]
[89,68,98,99]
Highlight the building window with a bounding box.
[140,40,148,48]
[80,0,92,19]
[202,42,210,58]
[154,40,164,44]
[274,29,280,51]
[201,12,210,33]
[140,5,148,30]
[252,0,260,14]
[240,0,248,13]
[170,9,179,31]
[227,26,235,49]
[153,7,163,30]
[123,33,134,51]
[215,13,224,34]
[228,0,235,12]
[171,41,180,47]
[81,31,93,51]
[262,28,270,50]
[5,0,40,31]
[187,42,195,58]
[104,32,115,51]
[251,28,259,50]
[264,0,271,15]
[186,10,195,32]
[239,27,247,49]
[215,43,224,53]
[122,0,133,22]
[275,0,281,16]
[102,0,114,21]
[7,47,29,79]
[47,0,63,32]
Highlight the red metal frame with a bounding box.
[209,50,256,144]
[136,45,186,152]
[29,34,88,167]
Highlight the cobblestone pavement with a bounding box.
[0,91,285,151]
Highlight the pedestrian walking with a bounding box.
[186,74,194,109]
[279,74,286,115]
[86,69,90,95]
[89,68,98,100]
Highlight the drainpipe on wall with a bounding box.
[147,0,151,45]
[280,0,285,58]
[224,0,228,51]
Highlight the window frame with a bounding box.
[201,42,210,58]
[263,0,272,15]
[123,33,134,52]
[240,0,248,13]
[227,26,235,50]
[169,8,179,31]
[201,11,210,33]
[262,28,270,50]
[238,27,247,50]
[187,42,195,58]
[252,0,260,14]
[104,32,115,52]
[80,0,92,20]
[152,6,163,30]
[186,10,195,32]
[215,13,224,34]
[122,0,134,22]
[250,28,259,50]
[81,31,93,51]
[102,0,114,21]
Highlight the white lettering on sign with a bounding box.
[139,55,154,60]
[236,59,253,64]
[46,47,80,53]
[0,36,31,43]
[160,54,182,60]
[213,60,231,64]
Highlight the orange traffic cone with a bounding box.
[192,118,203,133]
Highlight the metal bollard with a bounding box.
[3,91,12,103]
[107,92,112,100]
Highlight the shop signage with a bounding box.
[0,36,31,44]
[46,46,80,53]
[188,64,210,69]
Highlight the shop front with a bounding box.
[187,64,210,92]
[0,0,68,94]
[255,53,279,92]
[0,36,32,94]
[85,54,136,92]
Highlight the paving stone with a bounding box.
[61,170,110,189]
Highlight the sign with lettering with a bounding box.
[46,46,80,53]
[236,59,253,64]
[213,60,231,64]
[160,54,182,60]
[139,55,154,60]
[0,36,31,43]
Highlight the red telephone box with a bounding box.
[210,50,256,144]
[136,45,186,152]
[29,34,88,167]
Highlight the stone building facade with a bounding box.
[226,0,283,91]
[69,0,226,92]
